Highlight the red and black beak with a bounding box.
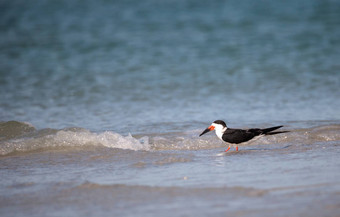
[199,125,215,136]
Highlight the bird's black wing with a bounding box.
[222,128,259,144]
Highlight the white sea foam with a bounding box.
[0,129,150,155]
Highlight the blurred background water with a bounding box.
[1,0,339,134]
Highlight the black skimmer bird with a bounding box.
[199,120,287,152]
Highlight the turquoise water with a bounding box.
[1,0,340,216]
[1,0,339,132]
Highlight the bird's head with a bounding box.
[199,120,227,136]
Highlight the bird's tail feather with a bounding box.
[262,126,284,134]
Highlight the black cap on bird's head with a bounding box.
[212,120,226,128]
[199,120,227,136]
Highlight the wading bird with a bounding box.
[199,120,287,152]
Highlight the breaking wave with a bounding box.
[0,121,149,155]
[1,121,339,156]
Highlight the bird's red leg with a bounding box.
[236,146,238,151]
[225,146,230,152]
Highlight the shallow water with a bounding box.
[1,0,340,216]
[1,121,340,216]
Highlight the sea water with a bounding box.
[1,0,340,216]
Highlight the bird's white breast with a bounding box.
[214,127,227,141]
[215,130,224,141]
